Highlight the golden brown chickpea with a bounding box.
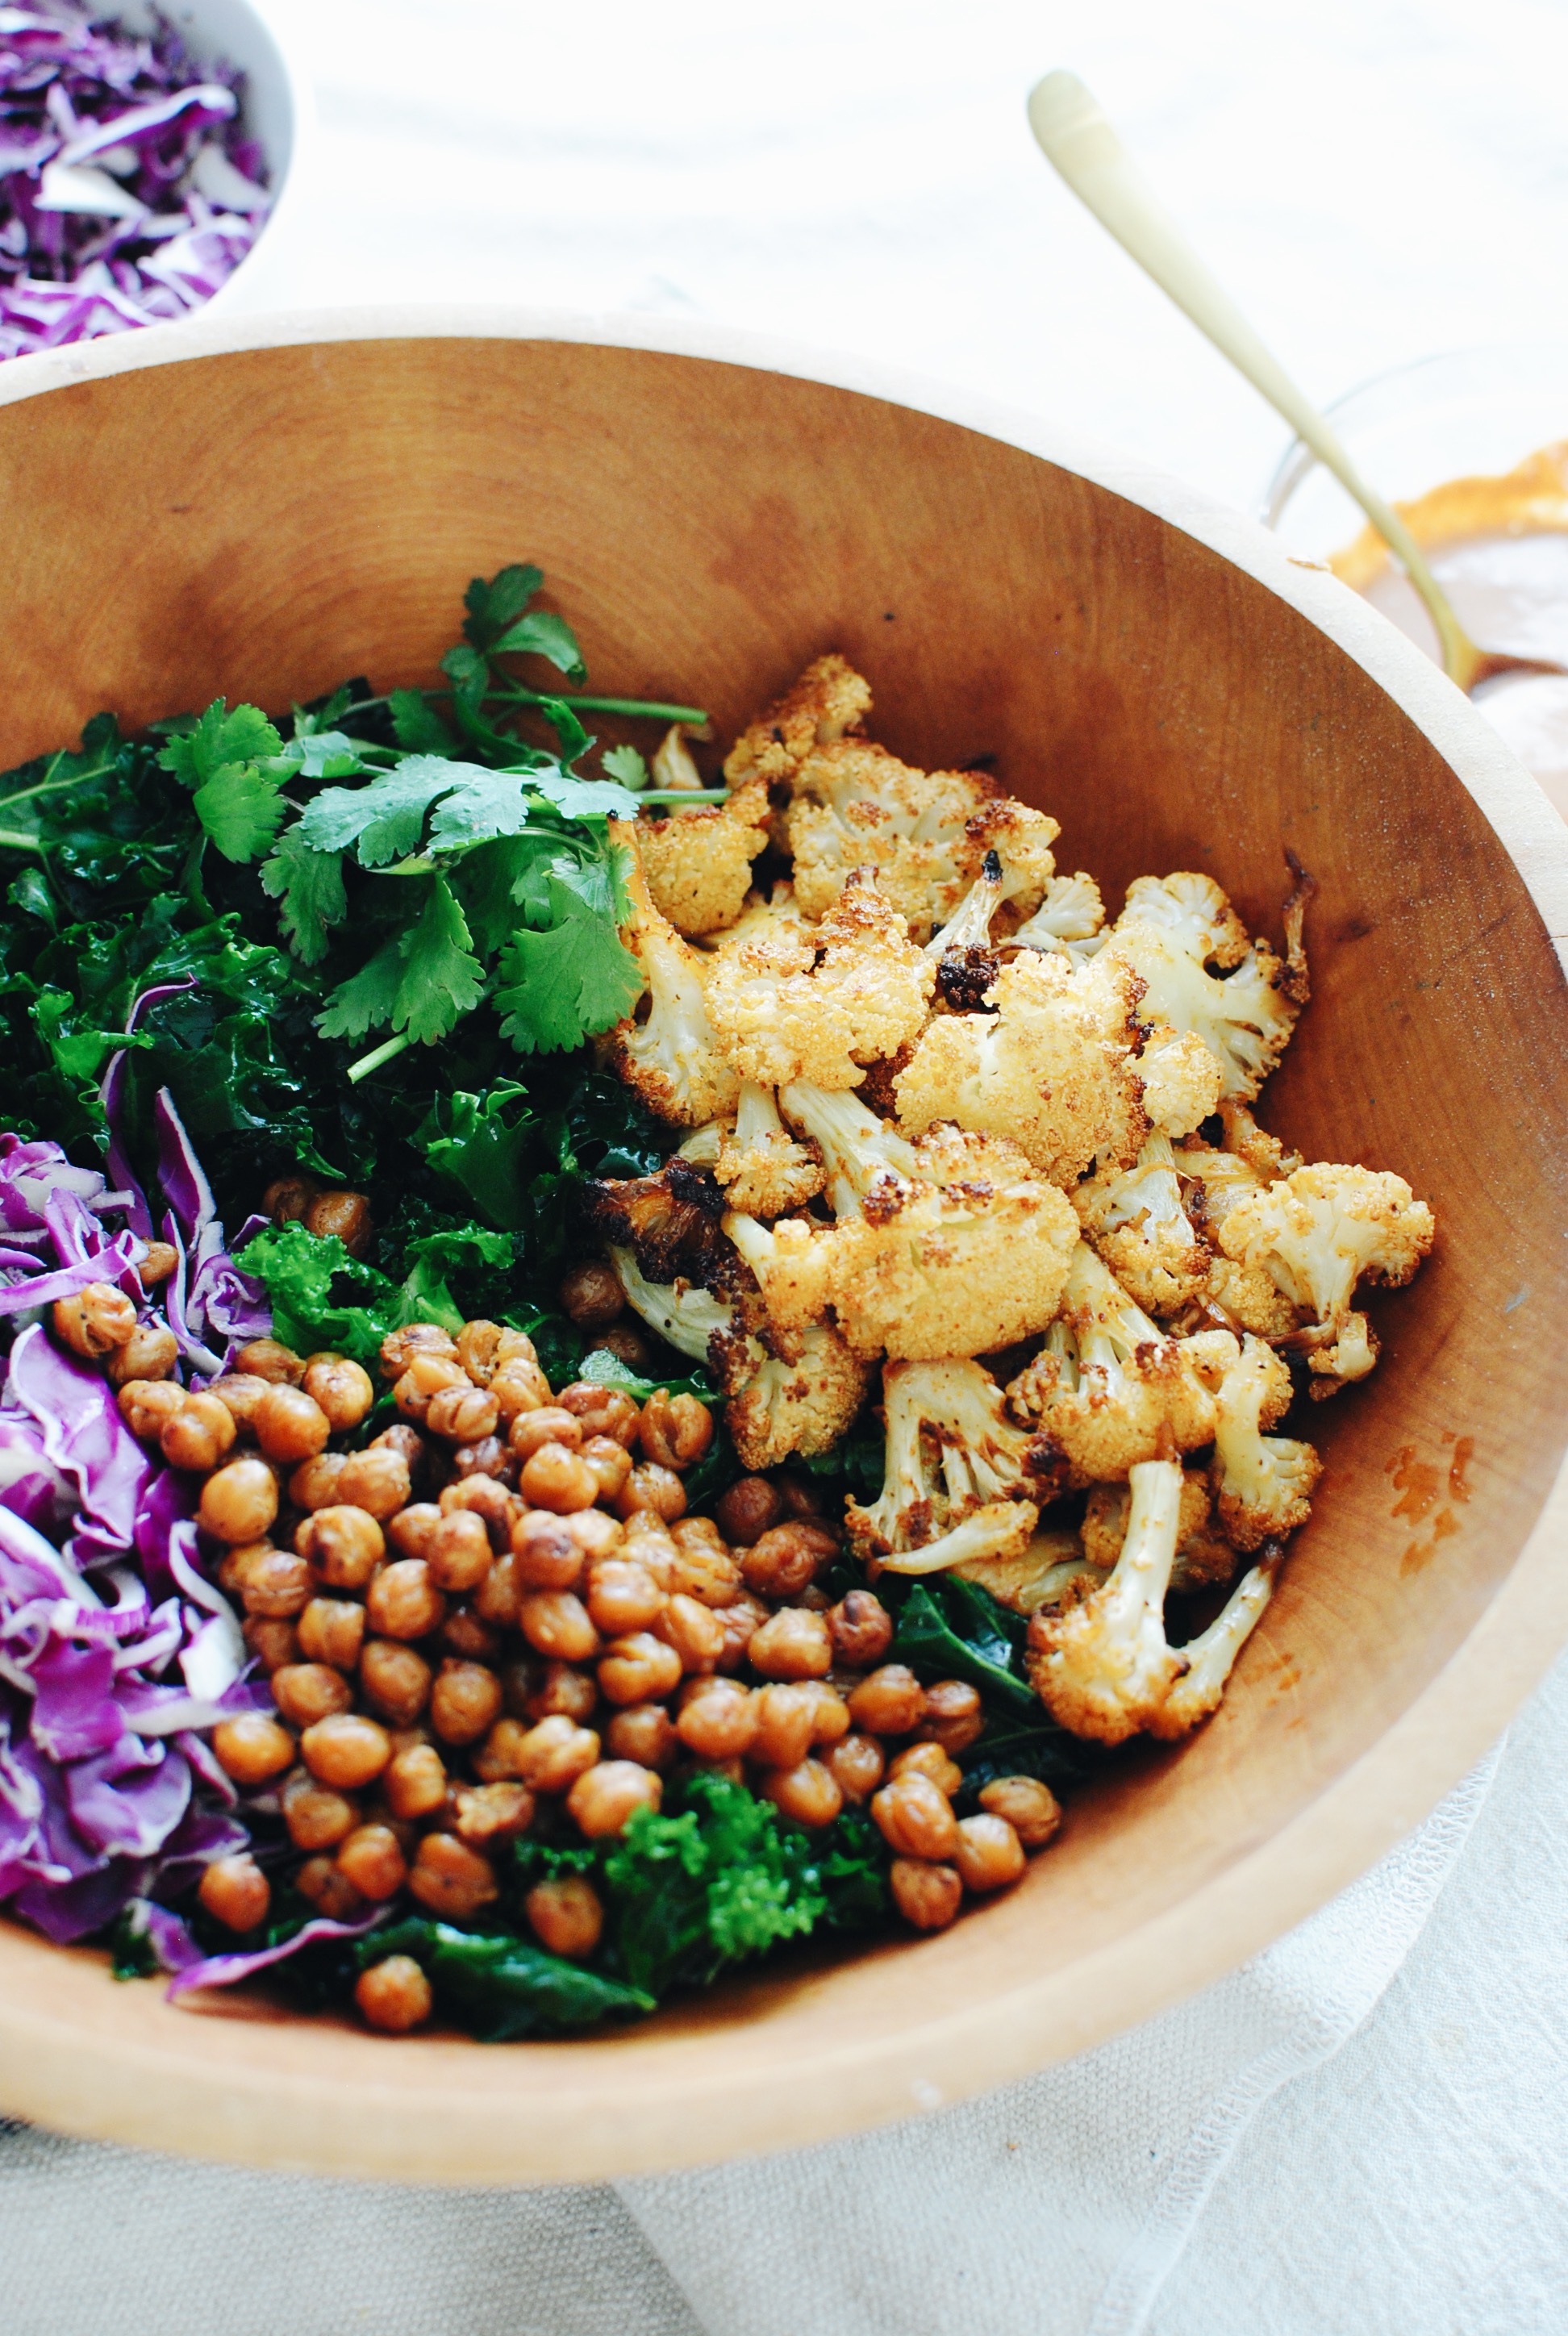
[557,1262,625,1331]
[359,1640,433,1728]
[425,1509,494,1594]
[440,1605,502,1664]
[295,1854,367,1921]
[827,1732,886,1804]
[198,1456,279,1545]
[519,1442,599,1515]
[117,1378,188,1440]
[615,1462,687,1524]
[198,1851,271,1933]
[429,1658,503,1746]
[336,1822,410,1900]
[520,1589,599,1663]
[206,1373,271,1432]
[337,1444,413,1520]
[471,1716,528,1780]
[440,1473,516,1546]
[452,1780,535,1846]
[379,1322,459,1380]
[383,1738,448,1821]
[305,1189,373,1256]
[356,1954,433,2034]
[585,1557,665,1637]
[618,1516,678,1585]
[574,1435,629,1504]
[918,1679,986,1756]
[290,1451,348,1512]
[235,1337,306,1386]
[675,1679,758,1760]
[513,1658,598,1726]
[299,1504,385,1591]
[408,1830,498,1920]
[211,1711,295,1785]
[452,1434,514,1484]
[366,1559,446,1643]
[264,1174,319,1224]
[597,1630,682,1706]
[655,1592,726,1675]
[453,1318,506,1383]
[803,1680,852,1747]
[890,1857,963,1931]
[301,1354,375,1432]
[715,1475,786,1546]
[606,1703,680,1770]
[514,1714,602,1793]
[667,1540,743,1611]
[567,1758,661,1839]
[239,1550,314,1621]
[747,1607,832,1682]
[301,1712,392,1791]
[741,1521,836,1601]
[473,1552,522,1629]
[953,1812,1026,1892]
[297,1596,366,1671]
[761,1758,844,1829]
[253,1383,331,1465]
[890,1740,965,1798]
[160,1391,238,1474]
[511,1511,587,1592]
[828,1589,895,1670]
[563,1507,622,1563]
[138,1240,179,1286]
[218,1541,272,1597]
[977,1775,1063,1850]
[243,1616,300,1675]
[594,1323,653,1371]
[637,1389,715,1471]
[847,1663,928,1737]
[525,1875,605,1958]
[873,1771,961,1862]
[387,1502,442,1561]
[712,1592,769,1675]
[556,1381,641,1448]
[281,1767,361,1851]
[370,1421,428,1481]
[270,1662,354,1729]
[773,1471,826,1521]
[749,1682,818,1770]
[425,1381,500,1445]
[490,1354,553,1421]
[507,1405,582,1462]
[106,1321,179,1387]
[52,1281,137,1358]
[394,1353,469,1424]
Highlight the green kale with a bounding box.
[361,1919,653,2040]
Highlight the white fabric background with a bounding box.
[5,3,1567,2329]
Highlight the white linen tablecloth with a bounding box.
[5,4,1566,2328]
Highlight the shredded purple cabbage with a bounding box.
[0,2,271,361]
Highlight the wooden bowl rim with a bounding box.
[0,306,1563,2184]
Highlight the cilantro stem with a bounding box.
[0,827,42,853]
[347,1031,415,1083]
[336,689,710,726]
[637,788,732,804]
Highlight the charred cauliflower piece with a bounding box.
[1172,1108,1306,1338]
[636,777,771,937]
[714,1082,825,1216]
[952,1524,1099,1614]
[785,739,1004,940]
[580,1157,724,1284]
[1209,1334,1322,1550]
[1103,871,1306,1102]
[847,1358,1041,1576]
[696,879,815,962]
[608,1245,764,1395]
[600,828,742,1125]
[924,802,1064,1010]
[727,1323,872,1471]
[1074,1131,1212,1316]
[723,653,873,787]
[1217,1162,1435,1392]
[1007,870,1107,961]
[894,947,1149,1189]
[776,1081,920,1216]
[1082,1466,1237,1594]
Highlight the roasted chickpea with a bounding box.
[594,1323,652,1371]
[302,1354,375,1432]
[369,1422,428,1482]
[197,1456,279,1545]
[204,1374,270,1434]
[356,1956,432,2034]
[828,1589,894,1670]
[359,1640,433,1728]
[270,1662,354,1729]
[383,1739,448,1820]
[519,1442,599,1514]
[379,1322,459,1380]
[668,1538,742,1610]
[440,1604,502,1664]
[264,1174,319,1223]
[977,1775,1062,1850]
[198,1851,271,1933]
[890,1857,962,1931]
[52,1281,137,1358]
[655,1592,725,1675]
[281,1768,361,1852]
[585,1557,666,1637]
[953,1812,1026,1892]
[827,1732,885,1804]
[473,1552,522,1629]
[471,1716,527,1780]
[761,1758,844,1829]
[741,1521,836,1601]
[138,1240,179,1286]
[637,1389,715,1471]
[337,1444,413,1521]
[615,1462,687,1524]
[454,1318,506,1383]
[439,1473,516,1546]
[749,1682,818,1770]
[106,1321,178,1387]
[243,1616,300,1674]
[803,1680,853,1747]
[557,1262,624,1330]
[872,1771,961,1862]
[426,1509,494,1594]
[524,1875,604,1958]
[847,1663,928,1737]
[235,1337,306,1386]
[520,1589,599,1663]
[712,1592,769,1675]
[294,1855,366,1921]
[289,1452,348,1512]
[387,1502,442,1560]
[555,1381,641,1449]
[512,1510,587,1592]
[239,1549,314,1621]
[619,1517,678,1587]
[301,1712,392,1791]
[918,1679,986,1756]
[218,1541,271,1596]
[305,1189,373,1256]
[211,1711,295,1785]
[715,1475,785,1547]
[452,1781,534,1846]
[747,1607,832,1682]
[366,1559,446,1643]
[598,1630,682,1706]
[408,1831,498,1920]
[394,1353,469,1424]
[572,1434,628,1504]
[606,1703,679,1770]
[429,1658,503,1746]
[117,1378,187,1440]
[160,1392,237,1474]
[452,1435,515,1484]
[514,1714,602,1793]
[490,1355,554,1420]
[252,1383,331,1465]
[297,1596,366,1671]
[299,1504,385,1590]
[425,1381,500,1445]
[890,1740,965,1798]
[566,1758,661,1839]
[507,1406,583,1462]
[676,1678,757,1760]
[773,1472,826,1521]
[563,1506,622,1562]
[512,1658,598,1726]
[336,1822,410,1899]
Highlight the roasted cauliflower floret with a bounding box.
[1217,1162,1435,1390]
[846,1358,1041,1575]
[636,776,771,937]
[600,827,742,1125]
[1005,1244,1232,1483]
[1026,1456,1277,1744]
[952,1524,1096,1614]
[923,804,1065,1011]
[776,1082,920,1216]
[1074,1131,1212,1316]
[1103,871,1306,1101]
[696,879,814,963]
[723,653,872,787]
[785,739,1003,939]
[580,1157,723,1284]
[1007,870,1107,962]
[1173,1119,1305,1337]
[722,1208,838,1338]
[1137,1023,1226,1137]
[703,869,934,1090]
[727,1322,872,1471]
[1082,1466,1237,1594]
[607,1245,765,1396]
[1209,1334,1322,1550]
[894,947,1149,1189]
[713,1082,824,1216]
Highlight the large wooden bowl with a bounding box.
[0,312,1563,2183]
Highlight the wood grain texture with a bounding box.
[0,315,1563,2183]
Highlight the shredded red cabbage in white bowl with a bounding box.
[0,0,294,359]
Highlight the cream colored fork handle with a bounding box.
[1027,70,1480,689]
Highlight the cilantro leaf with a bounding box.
[315,932,404,1041]
[157,699,290,864]
[494,872,642,1055]
[601,744,649,790]
[462,563,544,651]
[491,610,588,683]
[288,730,364,780]
[529,770,643,821]
[156,699,282,791]
[261,828,348,966]
[298,757,469,866]
[453,832,560,957]
[390,689,460,757]
[393,876,486,1044]
[426,769,534,852]
[193,763,289,861]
